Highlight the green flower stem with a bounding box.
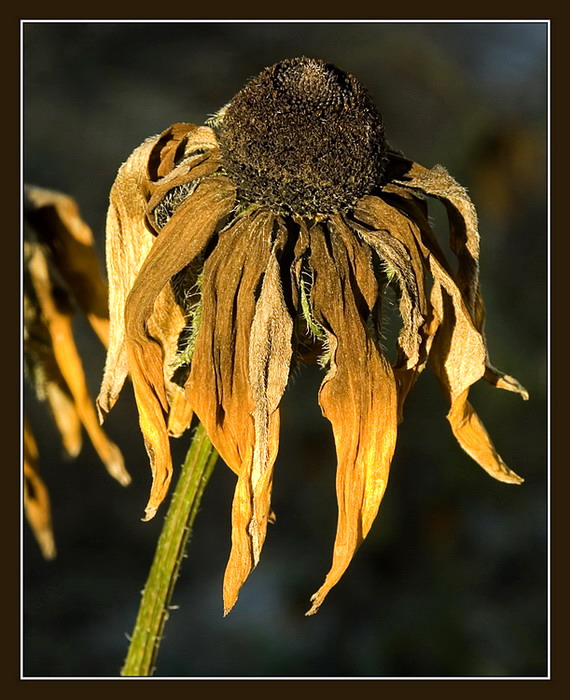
[121,422,218,677]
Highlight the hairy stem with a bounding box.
[121,422,218,676]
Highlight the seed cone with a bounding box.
[219,57,387,216]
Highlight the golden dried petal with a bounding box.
[447,389,524,484]
[98,123,220,420]
[124,177,236,520]
[182,209,286,612]
[351,195,433,419]
[23,416,56,560]
[382,190,525,483]
[430,276,522,483]
[387,189,529,402]
[388,157,482,321]
[26,243,130,486]
[186,210,273,472]
[306,223,398,615]
[44,380,82,458]
[222,224,293,614]
[248,231,293,558]
[24,185,110,346]
[98,133,163,417]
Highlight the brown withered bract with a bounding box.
[97,57,528,616]
[24,185,130,559]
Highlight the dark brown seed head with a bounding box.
[218,57,387,216]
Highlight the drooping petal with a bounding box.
[388,157,481,319]
[226,222,293,614]
[124,176,236,520]
[386,158,528,401]
[98,123,220,420]
[184,209,291,613]
[23,416,56,560]
[247,226,293,564]
[350,195,433,418]
[24,185,110,346]
[428,280,523,484]
[185,209,273,472]
[43,379,82,458]
[98,133,163,417]
[25,242,130,486]
[306,222,398,615]
[381,190,524,483]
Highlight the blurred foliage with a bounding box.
[23,21,548,678]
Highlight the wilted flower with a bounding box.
[98,57,528,615]
[24,185,130,558]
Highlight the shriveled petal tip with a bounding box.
[167,389,194,438]
[447,390,523,485]
[485,365,529,401]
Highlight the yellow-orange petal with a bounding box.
[24,184,110,347]
[125,177,236,519]
[23,416,56,560]
[182,209,286,613]
[222,225,293,615]
[26,243,130,486]
[447,389,524,484]
[306,223,398,615]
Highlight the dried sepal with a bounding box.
[306,223,398,615]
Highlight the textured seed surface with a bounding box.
[219,57,387,216]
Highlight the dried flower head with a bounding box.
[24,185,130,558]
[98,57,528,615]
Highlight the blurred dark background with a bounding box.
[22,21,548,678]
